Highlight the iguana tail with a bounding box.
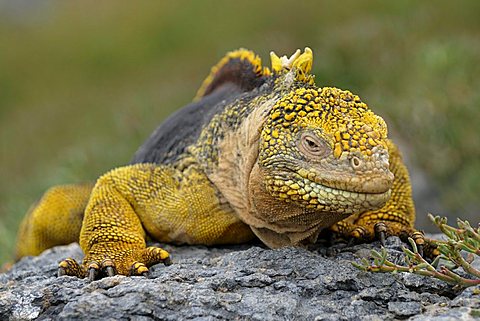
[15,183,93,259]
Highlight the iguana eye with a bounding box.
[299,133,328,158]
[305,137,319,149]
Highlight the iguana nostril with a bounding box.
[351,156,361,169]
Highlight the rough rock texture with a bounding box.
[1,236,479,320]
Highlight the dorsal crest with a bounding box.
[269,47,314,85]
[195,48,316,100]
[195,49,271,100]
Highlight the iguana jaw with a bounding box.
[263,163,392,216]
[246,162,356,248]
[265,172,392,214]
[246,161,392,248]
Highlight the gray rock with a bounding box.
[1,235,479,321]
[388,301,421,317]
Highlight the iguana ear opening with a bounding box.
[195,49,272,101]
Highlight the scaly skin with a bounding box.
[15,48,426,279]
[16,183,93,258]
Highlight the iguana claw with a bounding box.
[88,265,98,282]
[102,259,116,277]
[57,267,66,277]
[106,266,115,277]
[374,222,387,246]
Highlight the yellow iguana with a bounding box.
[15,48,425,280]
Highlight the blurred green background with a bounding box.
[1,1,479,265]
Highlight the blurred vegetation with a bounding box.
[355,214,480,290]
[0,0,479,265]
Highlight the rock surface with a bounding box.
[1,236,479,320]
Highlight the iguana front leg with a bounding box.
[58,165,170,279]
[58,163,254,280]
[330,140,428,254]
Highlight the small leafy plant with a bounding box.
[353,214,480,290]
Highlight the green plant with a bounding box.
[353,214,480,290]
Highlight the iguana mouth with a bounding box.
[266,174,392,214]
[299,178,392,210]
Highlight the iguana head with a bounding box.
[258,48,393,216]
[196,47,395,247]
[238,48,394,247]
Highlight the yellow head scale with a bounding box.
[262,87,388,160]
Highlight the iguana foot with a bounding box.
[330,220,435,258]
[58,246,172,280]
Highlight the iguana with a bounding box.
[15,48,425,280]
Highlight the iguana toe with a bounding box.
[130,261,149,276]
[141,246,172,267]
[410,230,426,257]
[58,258,85,278]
